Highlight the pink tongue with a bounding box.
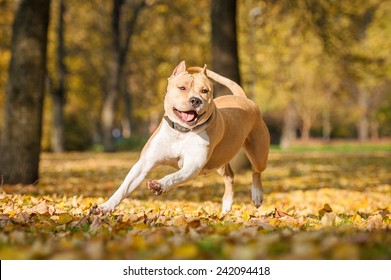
[180,111,196,122]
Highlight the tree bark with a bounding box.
[280,102,298,149]
[322,106,331,142]
[50,0,66,153]
[0,0,51,184]
[357,88,369,142]
[370,120,379,141]
[101,0,122,152]
[301,113,311,142]
[211,0,241,97]
[101,0,146,152]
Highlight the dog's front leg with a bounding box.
[147,152,207,195]
[96,158,156,214]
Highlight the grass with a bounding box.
[271,140,391,153]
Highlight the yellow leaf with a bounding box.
[6,209,17,217]
[58,213,73,225]
[332,244,359,260]
[173,215,187,226]
[242,210,251,221]
[133,223,149,230]
[324,204,333,213]
[58,201,65,209]
[352,214,363,223]
[173,243,199,259]
[83,198,95,210]
[132,235,147,250]
[319,203,333,217]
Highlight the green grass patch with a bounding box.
[271,141,391,153]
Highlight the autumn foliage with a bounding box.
[0,150,390,259]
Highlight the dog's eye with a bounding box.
[201,89,209,94]
[178,86,186,91]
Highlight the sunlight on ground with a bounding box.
[0,150,390,259]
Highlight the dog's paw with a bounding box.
[252,187,264,209]
[252,195,263,209]
[222,195,233,215]
[89,203,114,215]
[147,180,163,195]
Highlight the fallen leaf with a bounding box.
[172,215,187,227]
[31,201,49,215]
[246,218,274,231]
[319,203,333,217]
[187,217,201,228]
[89,216,103,234]
[273,208,290,218]
[242,210,251,221]
[173,243,199,259]
[0,215,12,227]
[58,213,73,225]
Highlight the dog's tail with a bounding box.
[188,66,247,98]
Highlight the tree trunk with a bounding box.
[51,0,66,153]
[101,0,122,152]
[101,0,147,152]
[357,88,369,142]
[280,102,298,149]
[0,0,51,184]
[370,120,379,141]
[211,0,241,97]
[122,87,132,138]
[51,89,65,152]
[322,96,331,142]
[301,114,311,142]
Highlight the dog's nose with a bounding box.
[189,97,202,107]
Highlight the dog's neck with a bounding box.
[164,112,212,133]
[164,116,193,132]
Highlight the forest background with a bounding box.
[1,0,390,156]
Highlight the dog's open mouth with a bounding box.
[173,108,198,124]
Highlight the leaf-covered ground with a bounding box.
[1,150,390,259]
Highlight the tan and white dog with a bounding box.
[95,61,270,215]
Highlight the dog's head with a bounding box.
[164,61,214,129]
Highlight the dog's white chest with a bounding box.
[150,121,210,168]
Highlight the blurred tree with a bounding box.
[0,0,51,184]
[48,0,66,153]
[1,0,390,155]
[304,0,387,141]
[60,0,111,151]
[239,0,391,144]
[101,0,148,152]
[0,0,16,138]
[211,0,241,97]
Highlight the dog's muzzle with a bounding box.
[172,96,204,125]
[189,96,203,108]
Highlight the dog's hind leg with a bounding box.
[217,163,234,214]
[243,119,270,209]
[250,171,263,208]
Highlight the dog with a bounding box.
[94,61,270,215]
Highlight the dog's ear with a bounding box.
[201,64,207,76]
[171,61,186,77]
